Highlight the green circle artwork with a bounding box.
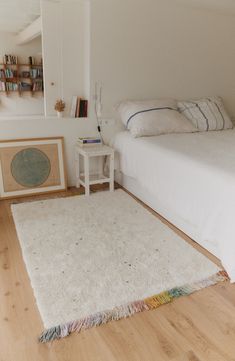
[11,148,51,188]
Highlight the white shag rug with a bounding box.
[11,189,225,342]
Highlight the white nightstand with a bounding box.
[75,144,115,196]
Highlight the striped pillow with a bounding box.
[177,97,233,131]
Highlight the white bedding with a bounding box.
[113,130,235,281]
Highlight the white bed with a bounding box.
[113,129,235,281]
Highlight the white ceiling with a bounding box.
[175,0,235,15]
[0,0,41,33]
[0,0,235,34]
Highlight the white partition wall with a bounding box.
[41,0,90,117]
[41,0,62,116]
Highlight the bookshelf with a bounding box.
[0,60,44,97]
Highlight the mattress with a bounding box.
[113,130,235,281]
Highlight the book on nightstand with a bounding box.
[77,137,102,147]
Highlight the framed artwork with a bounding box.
[0,137,67,199]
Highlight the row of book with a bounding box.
[30,68,43,78]
[3,54,18,65]
[0,69,44,80]
[2,55,43,66]
[1,82,18,91]
[70,96,88,118]
[21,69,43,79]
[77,137,102,147]
[19,81,43,92]
[32,81,43,91]
[0,68,17,79]
[0,81,43,92]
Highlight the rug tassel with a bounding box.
[39,326,61,343]
[39,270,229,343]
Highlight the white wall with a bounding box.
[60,0,90,117]
[0,32,44,116]
[0,117,97,185]
[1,0,235,187]
[90,0,235,118]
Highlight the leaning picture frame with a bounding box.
[0,137,67,199]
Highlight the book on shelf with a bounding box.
[75,97,81,118]
[28,56,35,65]
[70,96,88,118]
[70,96,78,117]
[5,82,18,91]
[77,137,102,147]
[84,100,88,117]
[0,81,6,91]
[30,68,43,78]
[0,69,5,79]
[5,68,17,78]
[3,54,18,65]
[32,80,43,91]
[79,99,88,118]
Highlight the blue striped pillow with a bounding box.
[178,97,233,131]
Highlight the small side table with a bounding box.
[75,144,115,196]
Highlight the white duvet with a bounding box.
[113,130,235,281]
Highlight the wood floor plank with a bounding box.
[172,351,203,361]
[171,295,235,360]
[160,296,234,361]
[1,186,235,361]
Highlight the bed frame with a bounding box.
[115,170,220,260]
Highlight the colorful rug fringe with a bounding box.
[39,270,228,343]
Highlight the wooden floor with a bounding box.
[1,186,235,361]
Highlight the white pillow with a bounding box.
[116,99,196,138]
[178,96,233,131]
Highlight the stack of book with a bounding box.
[77,137,102,147]
[70,96,88,118]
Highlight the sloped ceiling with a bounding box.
[0,0,41,33]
